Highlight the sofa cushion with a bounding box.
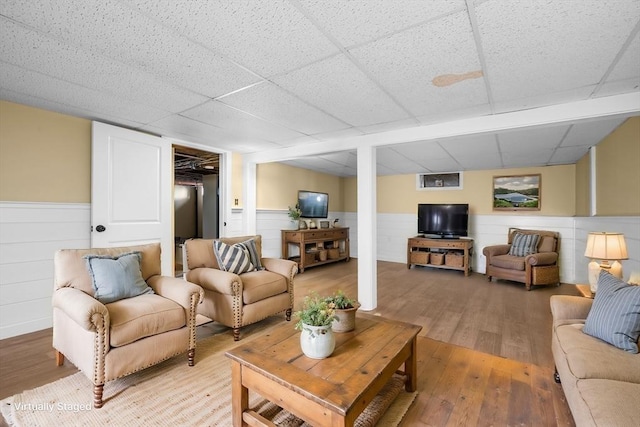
[555,323,640,383]
[490,254,525,271]
[575,379,640,427]
[583,271,640,353]
[213,240,255,275]
[108,294,186,347]
[508,233,540,257]
[84,252,154,304]
[241,270,288,304]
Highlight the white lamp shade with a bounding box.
[584,232,628,260]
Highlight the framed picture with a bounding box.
[493,174,541,211]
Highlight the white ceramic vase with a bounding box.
[300,323,335,359]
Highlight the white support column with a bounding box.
[589,146,597,216]
[243,160,258,235]
[357,145,377,311]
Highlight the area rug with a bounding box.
[0,325,417,426]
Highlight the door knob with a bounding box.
[96,225,106,232]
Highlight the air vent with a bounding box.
[416,172,463,190]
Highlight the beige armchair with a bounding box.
[53,243,203,408]
[483,228,560,291]
[183,235,297,341]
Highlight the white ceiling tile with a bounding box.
[596,81,640,98]
[358,118,419,135]
[1,1,258,98]
[417,104,492,126]
[476,0,640,102]
[438,134,498,157]
[502,150,554,165]
[0,20,208,113]
[143,115,249,150]
[561,118,627,147]
[498,126,570,152]
[606,31,640,84]
[311,127,364,141]
[393,140,452,161]
[455,154,503,170]
[350,11,488,117]
[492,86,597,114]
[549,146,591,165]
[375,147,425,171]
[181,101,306,143]
[0,62,168,124]
[298,0,465,47]
[272,54,409,127]
[124,0,338,77]
[219,82,349,135]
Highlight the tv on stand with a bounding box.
[417,203,469,239]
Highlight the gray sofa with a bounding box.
[550,295,640,426]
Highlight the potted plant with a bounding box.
[295,292,337,359]
[325,290,360,333]
[287,203,302,230]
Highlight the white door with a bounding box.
[91,122,172,275]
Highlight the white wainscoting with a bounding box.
[0,202,90,339]
[2,203,637,340]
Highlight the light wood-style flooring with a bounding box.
[0,260,580,426]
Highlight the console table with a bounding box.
[282,227,350,273]
[407,236,473,276]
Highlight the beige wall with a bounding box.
[575,152,591,216]
[0,100,91,203]
[596,117,640,216]
[344,165,575,216]
[256,162,344,211]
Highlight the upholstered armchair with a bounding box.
[483,228,560,291]
[53,243,203,408]
[183,235,297,341]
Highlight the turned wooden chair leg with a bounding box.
[285,308,292,321]
[233,328,241,341]
[55,350,65,366]
[93,384,104,408]
[554,368,561,384]
[188,348,195,366]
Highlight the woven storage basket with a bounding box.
[445,253,464,268]
[410,251,430,264]
[430,253,444,265]
[318,250,328,261]
[532,265,559,285]
[328,248,340,259]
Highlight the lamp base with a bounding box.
[588,260,623,293]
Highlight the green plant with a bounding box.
[288,203,301,220]
[294,292,337,330]
[325,290,358,309]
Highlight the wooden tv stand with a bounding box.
[407,236,473,276]
[282,227,350,273]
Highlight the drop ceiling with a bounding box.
[1,0,639,177]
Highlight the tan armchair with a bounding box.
[53,243,203,408]
[183,235,297,341]
[483,228,560,290]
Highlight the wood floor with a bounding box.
[0,260,579,426]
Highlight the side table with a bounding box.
[576,284,594,299]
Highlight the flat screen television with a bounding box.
[417,203,469,238]
[298,190,329,218]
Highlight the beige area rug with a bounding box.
[1,322,417,427]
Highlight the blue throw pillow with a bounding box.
[508,233,540,257]
[213,240,255,275]
[84,251,154,304]
[583,271,640,353]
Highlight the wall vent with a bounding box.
[416,172,463,190]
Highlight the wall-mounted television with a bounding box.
[417,203,469,239]
[298,190,329,218]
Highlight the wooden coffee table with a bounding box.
[225,314,421,427]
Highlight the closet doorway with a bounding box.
[174,145,220,276]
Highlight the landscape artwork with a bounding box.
[493,174,541,211]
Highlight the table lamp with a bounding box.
[584,232,628,293]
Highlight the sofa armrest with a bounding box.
[261,258,298,280]
[52,287,109,332]
[526,252,558,266]
[482,244,510,257]
[550,295,593,322]
[147,275,204,308]
[185,268,242,296]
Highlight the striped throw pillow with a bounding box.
[583,271,640,353]
[240,238,263,271]
[508,233,540,257]
[213,240,255,275]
